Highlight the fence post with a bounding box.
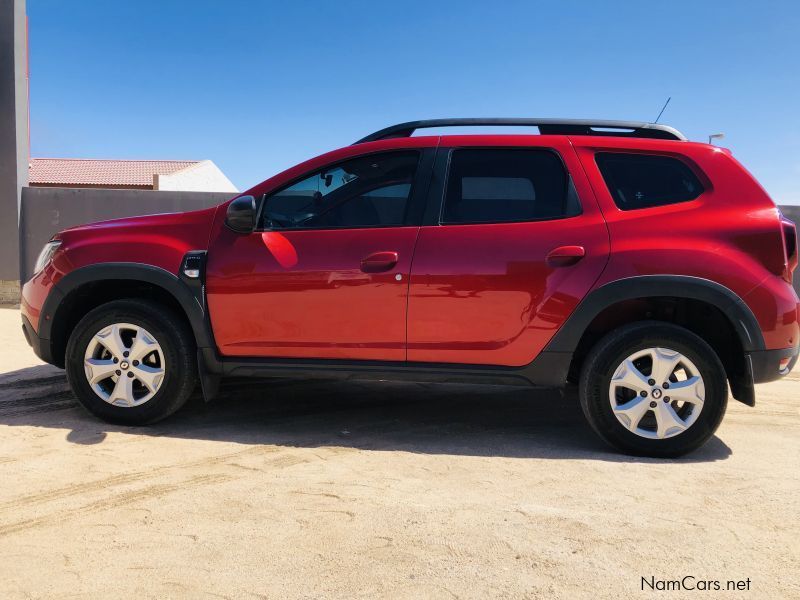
[0,0,28,303]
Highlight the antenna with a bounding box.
[654,97,671,123]
[708,133,725,145]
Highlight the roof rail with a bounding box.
[354,118,686,144]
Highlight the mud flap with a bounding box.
[729,354,755,407]
[197,349,221,403]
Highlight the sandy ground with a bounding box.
[0,306,798,599]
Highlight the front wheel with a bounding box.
[579,321,728,457]
[65,299,197,425]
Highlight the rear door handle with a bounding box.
[360,251,399,273]
[546,245,585,267]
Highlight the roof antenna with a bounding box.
[654,97,671,123]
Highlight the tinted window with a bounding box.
[262,152,418,229]
[442,149,577,224]
[596,153,704,210]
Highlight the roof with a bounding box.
[355,118,686,144]
[29,158,201,187]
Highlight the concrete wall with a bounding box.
[154,160,239,193]
[780,205,800,299]
[0,0,28,295]
[779,205,800,226]
[19,187,233,282]
[12,186,800,300]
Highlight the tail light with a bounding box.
[780,214,798,283]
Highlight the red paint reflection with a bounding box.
[261,231,298,268]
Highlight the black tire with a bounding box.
[579,321,728,457]
[65,299,197,425]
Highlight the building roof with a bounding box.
[29,158,201,187]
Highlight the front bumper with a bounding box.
[21,313,55,365]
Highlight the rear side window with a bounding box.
[596,153,704,210]
[441,149,580,224]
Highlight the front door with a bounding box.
[407,139,610,366]
[206,150,429,361]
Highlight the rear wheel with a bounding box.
[579,321,727,457]
[65,299,197,424]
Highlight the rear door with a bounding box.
[406,136,610,366]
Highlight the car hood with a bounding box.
[54,206,222,275]
[58,206,220,238]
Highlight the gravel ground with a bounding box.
[0,306,798,599]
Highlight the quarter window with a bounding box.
[261,151,419,229]
[441,149,579,224]
[595,153,704,210]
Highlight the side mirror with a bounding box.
[225,195,257,234]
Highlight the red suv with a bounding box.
[20,119,799,456]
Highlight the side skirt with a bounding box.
[196,347,571,402]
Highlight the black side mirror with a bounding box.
[225,195,257,234]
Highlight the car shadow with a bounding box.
[0,365,732,463]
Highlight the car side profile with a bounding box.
[20,118,800,457]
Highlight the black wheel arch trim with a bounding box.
[39,268,768,404]
[39,261,216,364]
[193,274,767,401]
[543,275,765,355]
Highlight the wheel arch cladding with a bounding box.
[41,263,213,368]
[547,275,764,353]
[547,275,764,405]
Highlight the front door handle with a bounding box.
[546,245,585,267]
[360,251,399,273]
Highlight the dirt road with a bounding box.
[0,307,798,599]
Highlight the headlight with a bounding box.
[34,240,62,275]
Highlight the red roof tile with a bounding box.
[29,158,200,186]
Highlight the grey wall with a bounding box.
[16,185,800,299]
[20,187,233,281]
[779,205,800,225]
[0,0,28,281]
[781,206,800,299]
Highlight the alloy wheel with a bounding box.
[83,323,166,407]
[608,347,705,439]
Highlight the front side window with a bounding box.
[595,152,704,210]
[441,149,578,224]
[261,152,419,229]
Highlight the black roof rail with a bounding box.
[354,118,686,144]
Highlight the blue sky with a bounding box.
[27,0,800,203]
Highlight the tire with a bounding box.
[579,321,727,457]
[65,299,197,425]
